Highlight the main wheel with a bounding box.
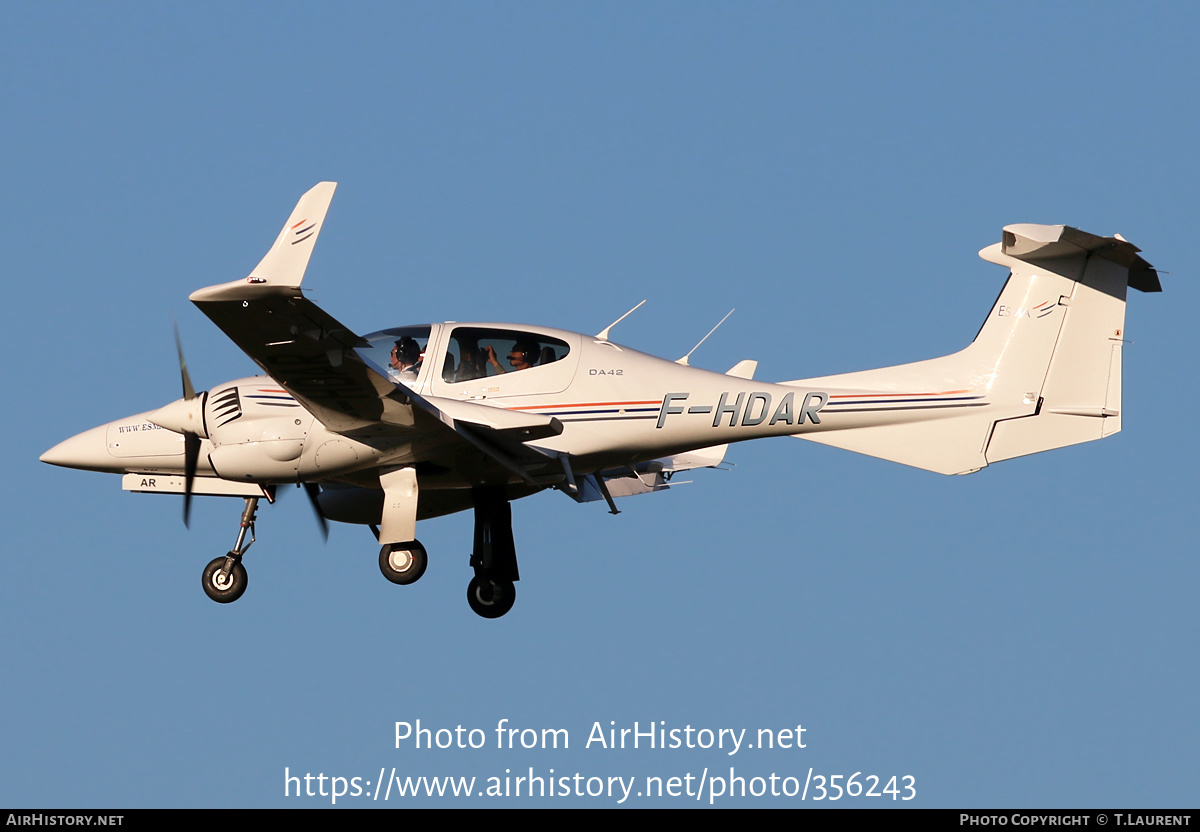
[467,576,516,619]
[202,555,248,604]
[379,541,428,585]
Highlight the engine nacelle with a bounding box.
[204,378,384,482]
[205,379,312,481]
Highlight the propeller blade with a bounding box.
[174,323,196,401]
[183,432,200,527]
[303,483,329,541]
[173,325,202,528]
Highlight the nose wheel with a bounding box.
[200,495,260,605]
[379,540,428,585]
[202,555,248,603]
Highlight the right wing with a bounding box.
[191,181,429,434]
[190,182,401,432]
[192,281,403,434]
[190,183,564,483]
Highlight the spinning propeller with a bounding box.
[303,483,329,540]
[176,326,202,526]
[144,326,207,526]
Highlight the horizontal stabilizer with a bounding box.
[1001,224,1160,293]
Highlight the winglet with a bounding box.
[249,181,337,286]
[190,182,337,302]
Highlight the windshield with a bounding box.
[356,326,432,383]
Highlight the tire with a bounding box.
[466,576,516,619]
[202,556,248,604]
[379,541,428,585]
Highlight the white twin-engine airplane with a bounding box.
[41,183,1161,618]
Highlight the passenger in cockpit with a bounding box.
[485,341,539,375]
[453,342,488,382]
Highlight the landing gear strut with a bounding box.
[466,488,518,619]
[201,496,258,604]
[375,466,426,589]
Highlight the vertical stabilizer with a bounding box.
[982,230,1140,462]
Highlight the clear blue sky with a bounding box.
[3,2,1196,807]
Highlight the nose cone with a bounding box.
[40,424,114,471]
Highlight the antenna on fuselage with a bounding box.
[677,308,734,366]
[596,299,646,341]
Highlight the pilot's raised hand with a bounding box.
[484,345,506,374]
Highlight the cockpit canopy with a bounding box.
[358,323,578,397]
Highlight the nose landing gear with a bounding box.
[200,495,259,605]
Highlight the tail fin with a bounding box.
[787,224,1160,475]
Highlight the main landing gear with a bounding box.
[465,489,518,619]
[373,487,521,619]
[467,575,516,619]
[379,540,428,585]
[201,495,259,604]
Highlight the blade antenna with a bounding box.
[677,308,734,366]
[596,300,646,341]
